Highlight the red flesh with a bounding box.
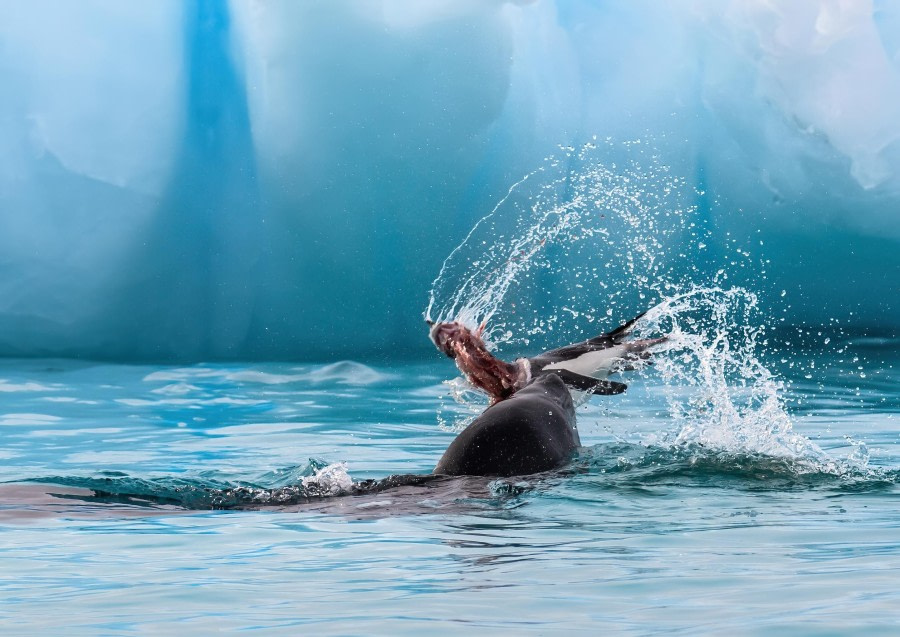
[429,322,519,404]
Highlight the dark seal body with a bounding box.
[433,373,580,477]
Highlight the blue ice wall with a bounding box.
[0,0,898,361]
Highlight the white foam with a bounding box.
[635,286,829,462]
[301,462,354,496]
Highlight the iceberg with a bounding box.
[0,0,897,361]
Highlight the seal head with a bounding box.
[433,372,579,477]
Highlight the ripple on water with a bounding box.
[0,357,898,636]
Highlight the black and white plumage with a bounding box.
[521,311,664,397]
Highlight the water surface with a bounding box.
[1,347,898,635]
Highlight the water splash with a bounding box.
[426,140,871,475]
[633,286,834,464]
[426,138,705,352]
[436,377,488,433]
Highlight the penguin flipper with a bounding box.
[544,369,628,395]
[529,310,650,367]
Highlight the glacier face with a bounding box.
[0,0,897,361]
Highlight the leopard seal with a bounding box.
[433,372,580,477]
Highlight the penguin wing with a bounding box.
[544,369,628,395]
[528,311,664,380]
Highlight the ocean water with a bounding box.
[1,340,898,635]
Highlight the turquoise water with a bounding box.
[1,342,898,635]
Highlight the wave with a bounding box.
[144,361,392,387]
[28,461,439,510]
[572,443,898,493]
[24,442,897,513]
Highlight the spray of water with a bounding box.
[634,286,838,465]
[426,139,702,351]
[427,140,866,473]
